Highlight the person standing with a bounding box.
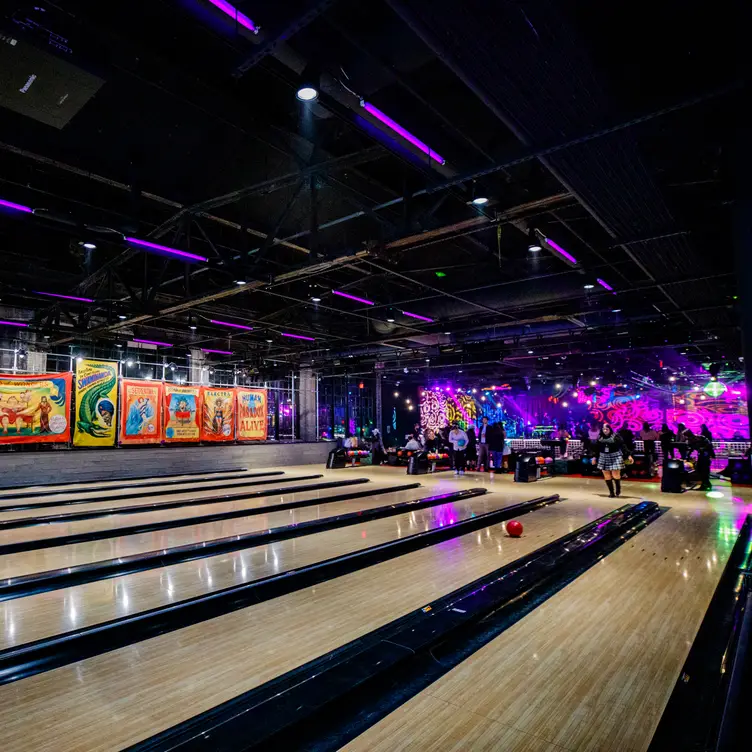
[659,423,675,461]
[593,424,630,497]
[370,429,386,465]
[487,420,506,475]
[448,422,469,476]
[555,424,571,458]
[477,417,490,471]
[466,424,477,469]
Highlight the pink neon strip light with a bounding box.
[125,237,208,263]
[205,0,257,33]
[210,319,253,331]
[332,290,375,306]
[402,310,434,323]
[361,101,445,165]
[0,320,29,327]
[281,332,315,341]
[202,348,233,355]
[0,198,32,213]
[597,278,614,291]
[134,338,173,347]
[544,238,578,265]
[35,291,95,303]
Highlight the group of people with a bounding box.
[402,417,510,476]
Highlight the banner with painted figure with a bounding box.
[164,385,202,443]
[200,387,236,441]
[0,372,72,444]
[119,379,164,445]
[73,359,119,447]
[237,388,268,441]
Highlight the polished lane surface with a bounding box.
[0,479,369,548]
[343,486,752,752]
[0,496,618,752]
[2,490,511,649]
[0,474,303,512]
[0,484,420,580]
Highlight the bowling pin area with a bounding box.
[0,462,750,752]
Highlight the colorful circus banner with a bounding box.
[164,385,202,443]
[200,387,236,441]
[237,388,268,441]
[119,379,164,445]
[73,359,119,447]
[0,372,72,444]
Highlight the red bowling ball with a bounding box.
[506,520,524,537]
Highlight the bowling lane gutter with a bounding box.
[0,491,559,686]
[0,469,260,500]
[0,478,370,555]
[0,482,422,600]
[132,500,663,752]
[647,513,752,752]
[0,472,294,513]
[0,466,249,494]
[0,474,331,527]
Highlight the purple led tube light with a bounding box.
[281,332,315,341]
[206,0,257,33]
[0,198,32,213]
[134,338,173,347]
[34,291,95,303]
[0,320,29,327]
[126,237,208,263]
[361,101,446,165]
[210,319,254,331]
[544,238,578,265]
[202,348,233,355]
[332,290,375,306]
[402,310,434,323]
[597,278,614,291]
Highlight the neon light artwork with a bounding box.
[206,0,257,33]
[125,237,208,263]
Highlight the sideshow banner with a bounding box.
[120,379,164,445]
[73,359,118,447]
[164,385,202,443]
[0,372,72,444]
[200,387,236,441]
[237,388,268,441]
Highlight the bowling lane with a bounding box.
[0,496,619,752]
[0,484,420,580]
[2,489,507,649]
[343,493,752,752]
[0,475,341,522]
[0,473,302,511]
[0,469,252,498]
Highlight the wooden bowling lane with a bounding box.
[0,475,342,522]
[0,496,619,752]
[0,469,252,499]
[0,489,504,649]
[0,473,308,512]
[0,484,415,580]
[343,499,752,752]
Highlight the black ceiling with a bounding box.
[0,0,744,384]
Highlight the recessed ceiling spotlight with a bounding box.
[311,297,321,302]
[266,339,273,343]
[584,284,595,289]
[472,196,489,206]
[612,309,622,313]
[80,241,97,250]
[118,314,127,320]
[387,317,395,323]
[528,349,534,354]
[528,244,542,252]
[296,86,318,102]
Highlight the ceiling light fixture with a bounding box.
[210,319,253,331]
[35,291,95,303]
[281,332,315,341]
[544,237,578,265]
[332,290,375,305]
[296,86,318,102]
[403,310,434,323]
[311,297,321,302]
[125,237,208,263]
[0,320,28,328]
[472,196,489,206]
[528,243,542,252]
[206,0,258,33]
[80,242,97,250]
[612,309,622,313]
[202,348,233,355]
[386,317,395,323]
[0,198,32,213]
[597,278,614,291]
[118,314,128,320]
[133,338,173,347]
[361,101,446,165]
[584,284,595,289]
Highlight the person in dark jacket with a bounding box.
[659,423,675,461]
[466,425,478,469]
[487,421,507,474]
[593,424,630,497]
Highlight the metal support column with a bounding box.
[376,372,383,436]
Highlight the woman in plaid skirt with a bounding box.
[592,424,632,497]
